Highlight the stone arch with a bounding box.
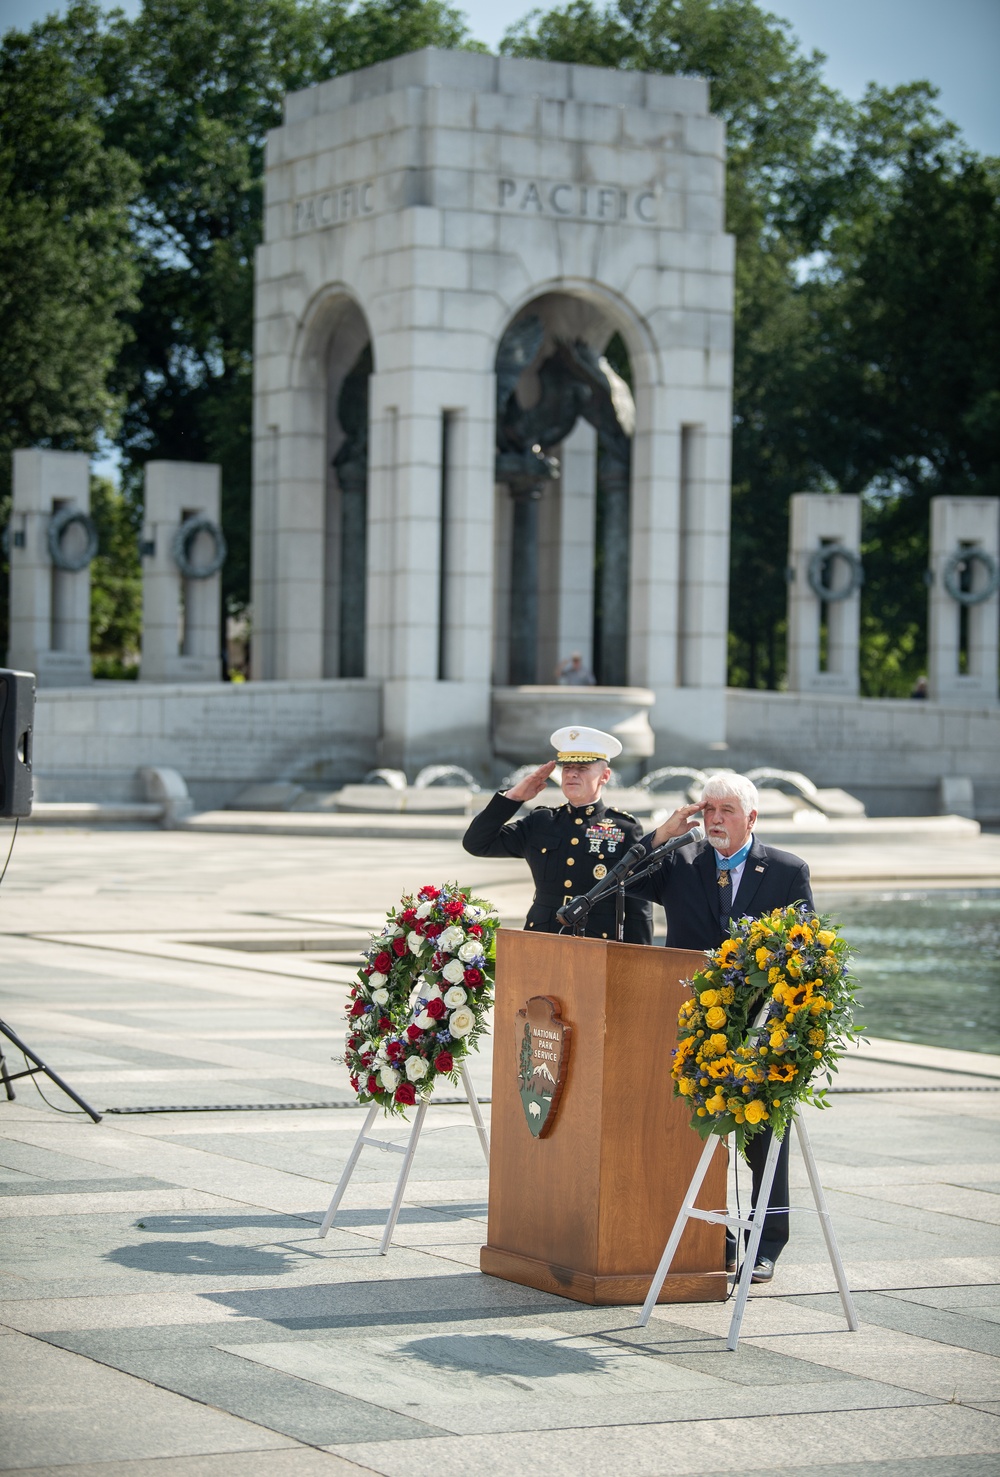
[491,285,653,688]
[288,288,374,678]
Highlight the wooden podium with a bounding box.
[480,930,728,1304]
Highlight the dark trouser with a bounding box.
[727,1127,790,1262]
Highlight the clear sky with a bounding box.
[1,0,997,154]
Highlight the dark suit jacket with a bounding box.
[627,834,814,950]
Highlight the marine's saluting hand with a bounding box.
[504,760,558,803]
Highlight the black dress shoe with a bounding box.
[750,1255,775,1283]
[725,1253,737,1273]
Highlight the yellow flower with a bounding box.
[706,1032,728,1056]
[817,929,836,947]
[699,988,721,1008]
[768,966,783,984]
[744,1100,769,1124]
[786,954,803,979]
[768,1062,797,1083]
[678,1077,695,1096]
[718,939,739,965]
[789,923,814,946]
[755,946,770,969]
[810,998,826,1015]
[708,1056,734,1079]
[705,1094,727,1115]
[727,1096,744,1114]
[720,986,735,1004]
[808,1028,826,1046]
[697,1107,707,1116]
[705,1005,727,1029]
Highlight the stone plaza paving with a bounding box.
[1,823,999,1475]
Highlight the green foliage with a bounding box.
[89,475,142,674]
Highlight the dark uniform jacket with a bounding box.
[627,834,814,949]
[462,791,654,944]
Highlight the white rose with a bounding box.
[448,1005,475,1038]
[414,1010,435,1029]
[441,958,466,985]
[437,925,465,953]
[371,987,389,1006]
[464,905,482,921]
[444,985,467,1008]
[379,1065,400,1090]
[407,931,426,955]
[405,1056,429,1082]
[457,940,481,963]
[421,979,443,1000]
[368,971,387,988]
[416,901,433,919]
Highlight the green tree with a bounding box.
[0,0,138,652]
[89,474,143,677]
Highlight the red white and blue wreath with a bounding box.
[344,884,499,1113]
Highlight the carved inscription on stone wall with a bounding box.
[290,174,662,233]
[292,182,375,232]
[497,177,659,224]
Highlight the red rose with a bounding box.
[406,1024,424,1042]
[435,1051,454,1073]
[350,1075,359,1091]
[463,967,483,988]
[375,951,392,973]
[378,1015,391,1033]
[399,908,417,924]
[350,999,366,1017]
[426,997,446,1020]
[467,924,483,937]
[412,920,425,936]
[392,937,407,957]
[418,886,439,900]
[387,1041,405,1061]
[431,952,444,970]
[367,1074,379,1095]
[444,898,465,917]
[395,1082,417,1104]
[424,922,443,939]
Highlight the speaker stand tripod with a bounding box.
[0,1018,102,1123]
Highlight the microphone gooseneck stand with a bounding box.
[557,831,700,940]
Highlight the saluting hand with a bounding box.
[651,802,703,846]
[505,760,558,803]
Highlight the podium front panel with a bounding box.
[481,930,727,1304]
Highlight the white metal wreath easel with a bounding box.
[318,1064,490,1255]
[636,1107,859,1351]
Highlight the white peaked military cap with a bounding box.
[550,726,623,763]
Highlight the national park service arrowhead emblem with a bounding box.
[515,996,571,1138]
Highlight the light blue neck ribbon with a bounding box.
[714,836,753,872]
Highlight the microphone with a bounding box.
[556,841,646,928]
[644,827,702,863]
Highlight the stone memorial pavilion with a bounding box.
[252,48,734,771]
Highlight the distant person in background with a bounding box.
[910,675,928,699]
[555,652,595,686]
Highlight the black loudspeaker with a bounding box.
[0,669,34,818]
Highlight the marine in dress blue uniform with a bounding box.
[462,726,653,945]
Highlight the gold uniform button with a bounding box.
[574,818,583,825]
[566,857,574,866]
[602,932,608,938]
[571,837,579,846]
[564,880,572,889]
[541,847,547,854]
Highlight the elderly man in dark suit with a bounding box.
[629,771,815,1283]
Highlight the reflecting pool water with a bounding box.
[816,890,1000,1055]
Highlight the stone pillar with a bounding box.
[928,496,1000,705]
[6,449,94,686]
[786,493,862,695]
[139,462,224,683]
